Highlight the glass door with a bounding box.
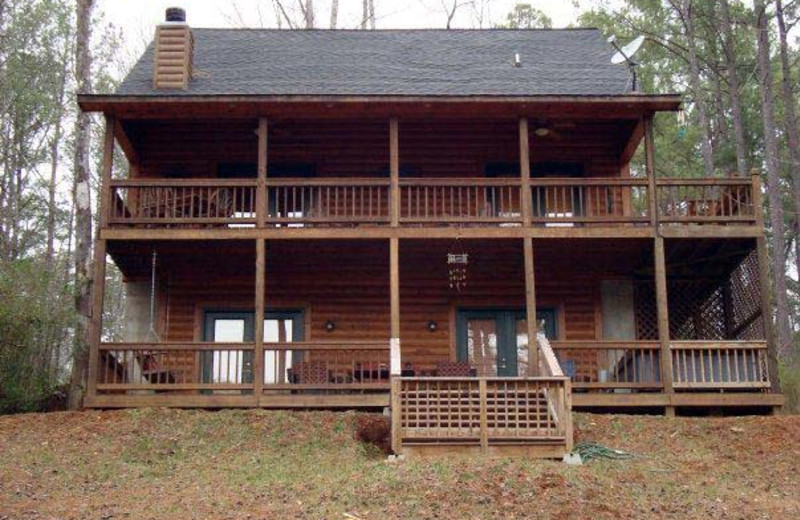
[202,312,254,387]
[263,311,304,384]
[203,310,304,387]
[457,308,557,377]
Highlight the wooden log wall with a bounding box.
[122,119,636,180]
[125,239,655,373]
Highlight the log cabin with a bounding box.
[78,8,784,458]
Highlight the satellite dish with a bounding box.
[608,35,646,91]
[611,35,645,64]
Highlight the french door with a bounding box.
[203,310,303,386]
[456,308,556,377]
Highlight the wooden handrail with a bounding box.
[400,177,523,187]
[110,178,257,187]
[529,177,649,187]
[99,342,254,351]
[670,340,767,350]
[266,177,390,187]
[536,333,564,377]
[550,340,661,349]
[655,177,754,186]
[264,341,389,351]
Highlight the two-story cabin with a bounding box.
[78,9,783,458]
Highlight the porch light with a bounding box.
[427,320,437,332]
[324,320,336,332]
[534,127,551,137]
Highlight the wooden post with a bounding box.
[257,118,268,227]
[390,377,402,454]
[563,380,574,451]
[390,118,400,227]
[644,115,658,227]
[390,237,400,367]
[389,237,401,453]
[519,118,532,227]
[479,379,489,453]
[752,170,779,393]
[523,237,539,375]
[86,117,115,400]
[253,239,266,397]
[654,236,675,415]
[85,239,107,401]
[99,116,116,228]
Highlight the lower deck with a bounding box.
[88,237,784,454]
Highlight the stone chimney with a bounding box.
[152,7,194,90]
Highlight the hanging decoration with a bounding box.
[447,250,469,291]
[677,109,687,139]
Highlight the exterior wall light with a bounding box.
[325,320,336,332]
[427,320,437,332]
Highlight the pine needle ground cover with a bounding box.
[0,410,797,519]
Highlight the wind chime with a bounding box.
[447,241,469,291]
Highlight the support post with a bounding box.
[87,117,115,400]
[390,118,400,227]
[479,379,489,453]
[654,236,675,415]
[752,170,780,393]
[390,237,400,371]
[523,237,539,375]
[644,115,658,227]
[86,239,107,401]
[389,237,401,453]
[253,239,266,396]
[99,116,116,228]
[257,118,268,227]
[519,118,532,227]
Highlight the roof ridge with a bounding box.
[188,27,601,33]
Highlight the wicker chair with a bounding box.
[292,361,329,385]
[435,361,473,377]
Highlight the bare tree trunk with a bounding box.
[719,0,749,176]
[304,0,314,28]
[756,0,792,366]
[68,0,95,410]
[330,0,338,29]
[46,45,70,268]
[361,0,367,29]
[679,0,715,176]
[776,0,800,302]
[368,0,375,29]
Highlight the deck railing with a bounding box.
[109,179,257,226]
[399,178,523,225]
[96,342,256,393]
[392,377,571,452]
[671,341,770,389]
[266,178,390,226]
[262,341,390,391]
[550,341,663,390]
[530,178,650,226]
[105,176,759,229]
[95,341,390,396]
[656,178,756,225]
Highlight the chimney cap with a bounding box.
[165,7,186,23]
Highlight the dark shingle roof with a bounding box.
[116,28,633,97]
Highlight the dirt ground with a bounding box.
[0,409,797,520]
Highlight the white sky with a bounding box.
[99,1,582,61]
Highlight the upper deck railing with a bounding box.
[106,175,760,230]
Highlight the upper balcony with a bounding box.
[101,117,763,238]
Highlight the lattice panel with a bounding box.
[485,380,557,438]
[634,280,658,341]
[633,251,764,342]
[400,379,481,439]
[728,250,765,340]
[668,281,726,340]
